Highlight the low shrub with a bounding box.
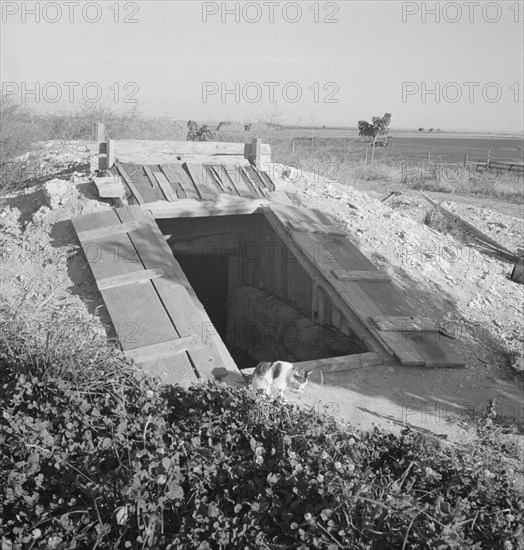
[1,328,523,550]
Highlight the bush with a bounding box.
[187,120,214,142]
[1,323,523,550]
[0,95,45,164]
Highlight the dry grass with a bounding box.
[269,137,523,202]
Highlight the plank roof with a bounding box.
[113,162,275,205]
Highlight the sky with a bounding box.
[1,0,523,132]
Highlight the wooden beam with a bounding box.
[332,270,391,281]
[112,139,271,158]
[249,138,262,166]
[76,220,147,241]
[153,170,177,202]
[142,165,158,188]
[106,139,115,169]
[239,165,265,198]
[294,352,383,373]
[184,162,218,200]
[420,191,516,262]
[116,163,145,204]
[144,198,268,219]
[97,268,165,291]
[372,315,439,332]
[125,335,202,363]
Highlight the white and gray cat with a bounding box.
[251,361,311,398]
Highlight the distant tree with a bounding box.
[357,112,392,163]
[187,120,214,142]
[418,127,424,132]
[428,128,434,132]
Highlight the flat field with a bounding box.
[218,128,523,164]
[280,133,524,164]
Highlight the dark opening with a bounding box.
[175,254,229,341]
[158,214,367,369]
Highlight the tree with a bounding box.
[357,112,392,163]
[187,120,214,142]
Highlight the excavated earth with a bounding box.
[1,141,523,445]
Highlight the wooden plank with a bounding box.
[372,315,439,332]
[142,165,158,188]
[157,164,183,199]
[162,163,198,199]
[288,220,347,237]
[115,206,238,376]
[420,191,516,262]
[241,166,266,198]
[244,165,269,195]
[258,170,276,191]
[373,332,425,366]
[121,164,165,204]
[238,165,265,198]
[72,211,183,356]
[289,230,386,321]
[224,165,253,198]
[76,220,147,241]
[139,207,239,373]
[294,352,383,373]
[332,270,391,281]
[124,335,202,363]
[144,198,268,219]
[112,139,271,158]
[377,331,463,368]
[97,268,165,291]
[153,170,177,202]
[204,164,227,193]
[116,163,145,204]
[183,163,218,200]
[209,164,238,194]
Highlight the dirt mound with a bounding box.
[1,143,522,440]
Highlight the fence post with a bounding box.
[427,152,431,162]
[463,153,468,168]
[364,146,368,166]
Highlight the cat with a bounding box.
[251,361,311,399]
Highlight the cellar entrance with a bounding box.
[158,213,368,370]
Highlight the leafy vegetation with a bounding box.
[186,120,215,142]
[1,312,522,550]
[357,113,393,163]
